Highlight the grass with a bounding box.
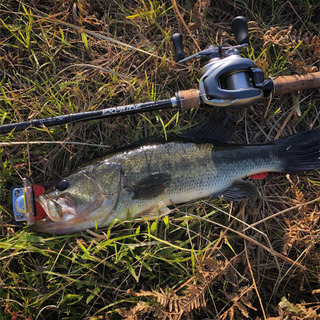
[0,0,320,319]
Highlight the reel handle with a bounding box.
[273,72,320,95]
[231,16,249,45]
[171,33,185,61]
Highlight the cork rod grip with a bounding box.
[177,89,200,112]
[273,72,320,96]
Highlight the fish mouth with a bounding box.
[36,194,61,222]
[32,195,90,234]
[36,193,77,222]
[33,194,110,234]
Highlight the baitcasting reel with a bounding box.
[172,16,273,109]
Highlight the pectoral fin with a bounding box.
[214,180,259,201]
[125,173,172,200]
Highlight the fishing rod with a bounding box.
[1,16,320,135]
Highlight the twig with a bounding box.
[243,197,320,231]
[171,0,201,51]
[0,8,168,62]
[274,91,301,140]
[205,201,247,260]
[242,210,267,320]
[187,212,306,270]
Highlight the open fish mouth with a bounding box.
[36,193,78,222]
[31,198,92,234]
[33,192,119,234]
[36,194,61,222]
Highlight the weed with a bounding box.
[0,1,319,319]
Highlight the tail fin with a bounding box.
[275,129,320,173]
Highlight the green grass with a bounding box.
[0,0,320,319]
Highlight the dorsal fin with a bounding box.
[179,113,235,144]
[97,114,236,161]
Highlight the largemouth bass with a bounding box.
[33,121,320,234]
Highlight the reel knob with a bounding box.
[171,33,185,62]
[231,16,249,45]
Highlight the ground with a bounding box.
[0,1,320,319]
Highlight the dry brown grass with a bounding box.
[0,0,319,319]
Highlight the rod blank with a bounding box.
[0,99,174,134]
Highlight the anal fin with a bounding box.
[214,180,259,201]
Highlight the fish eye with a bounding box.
[57,179,69,191]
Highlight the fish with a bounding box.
[32,117,320,234]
